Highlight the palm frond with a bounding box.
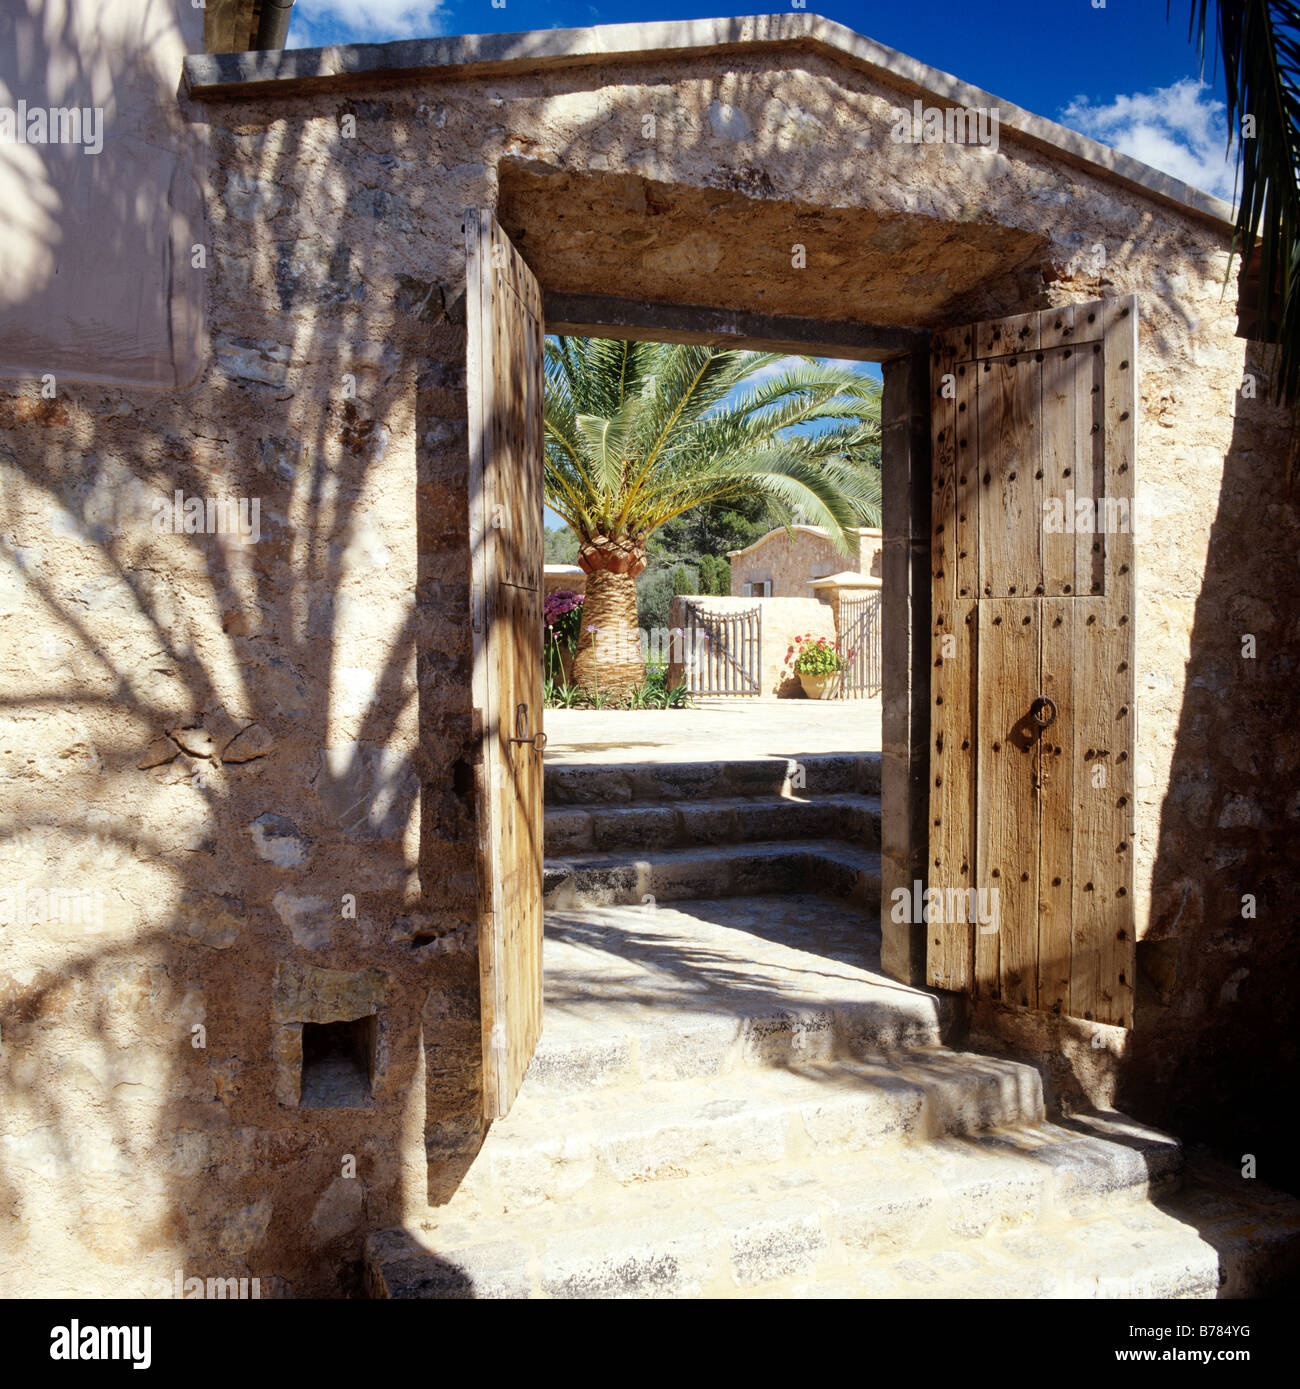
[1185,0,1300,412]
[543,336,884,545]
[574,394,640,498]
[629,447,883,544]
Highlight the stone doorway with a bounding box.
[530,290,932,1003]
[530,314,908,1071]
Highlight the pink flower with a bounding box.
[544,590,584,627]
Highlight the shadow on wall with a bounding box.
[0,42,501,1293]
[1121,341,1300,1197]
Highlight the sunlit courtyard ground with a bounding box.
[543,696,883,764]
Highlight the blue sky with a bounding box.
[284,3,1240,531]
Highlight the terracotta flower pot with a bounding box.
[798,671,841,699]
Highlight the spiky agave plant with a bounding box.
[544,337,882,693]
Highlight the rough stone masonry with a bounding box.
[0,16,1296,1295]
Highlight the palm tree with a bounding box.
[544,338,883,693]
[1185,2,1300,428]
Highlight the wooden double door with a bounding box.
[465,222,1139,1134]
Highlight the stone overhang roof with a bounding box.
[183,12,1235,232]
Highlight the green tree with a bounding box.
[636,568,677,635]
[696,553,731,595]
[656,495,771,562]
[543,525,579,564]
[544,338,882,692]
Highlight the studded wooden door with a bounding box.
[466,208,546,1117]
[928,297,1136,1027]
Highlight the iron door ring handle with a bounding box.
[1030,696,1058,728]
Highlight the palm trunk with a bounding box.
[573,536,646,695]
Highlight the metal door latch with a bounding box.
[1030,695,1058,728]
[507,702,548,751]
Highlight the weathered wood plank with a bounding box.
[954,361,979,603]
[976,600,1039,1005]
[1037,600,1074,1014]
[1040,299,1105,348]
[1068,594,1132,1026]
[976,309,1040,359]
[1079,295,1138,1025]
[465,210,500,1122]
[927,335,975,992]
[1076,338,1107,598]
[978,353,1041,598]
[544,292,927,361]
[1040,340,1079,597]
[467,208,546,1119]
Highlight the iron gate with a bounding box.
[837,590,882,698]
[681,601,762,696]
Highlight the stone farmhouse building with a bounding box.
[1,3,1298,1298]
[729,524,883,598]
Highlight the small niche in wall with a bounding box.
[300,1015,377,1109]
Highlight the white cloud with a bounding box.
[737,355,806,391]
[1061,77,1238,202]
[287,0,448,48]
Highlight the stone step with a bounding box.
[545,792,881,856]
[527,987,958,1096]
[543,840,882,909]
[367,1113,1200,1299]
[437,1049,1050,1218]
[739,1155,1300,1300]
[544,752,881,807]
[538,895,962,1089]
[1154,1152,1300,1299]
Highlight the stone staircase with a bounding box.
[367,752,1300,1299]
[542,753,881,910]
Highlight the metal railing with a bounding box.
[681,601,762,696]
[837,590,882,698]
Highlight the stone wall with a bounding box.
[543,565,586,599]
[814,575,882,643]
[728,525,881,597]
[0,82,486,1295]
[1,19,1297,1297]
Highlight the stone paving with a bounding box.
[540,894,947,1044]
[543,696,882,764]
